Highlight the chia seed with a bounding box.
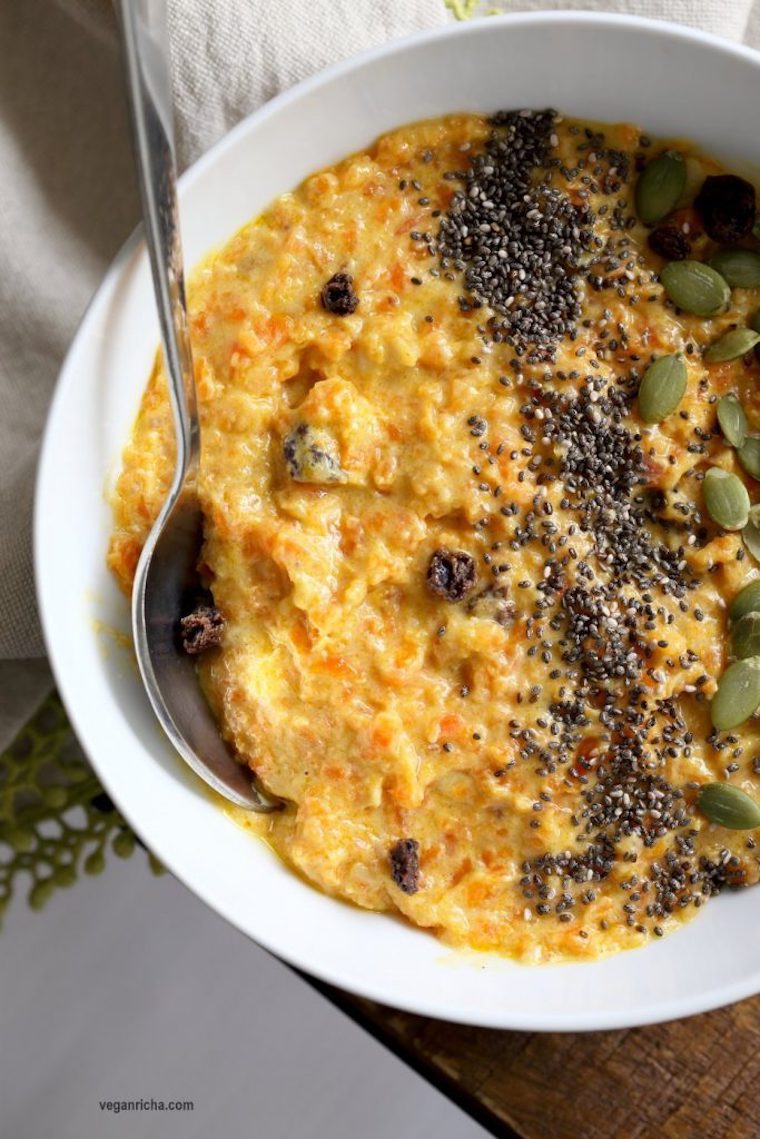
[437,110,594,361]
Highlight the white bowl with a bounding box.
[36,12,760,1030]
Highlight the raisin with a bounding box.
[426,549,476,602]
[643,488,667,513]
[389,838,420,894]
[694,174,756,244]
[320,271,359,315]
[179,604,224,654]
[283,423,346,484]
[647,225,691,261]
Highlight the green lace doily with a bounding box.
[0,691,162,926]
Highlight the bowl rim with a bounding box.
[35,9,760,1031]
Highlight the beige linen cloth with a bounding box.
[2,0,760,753]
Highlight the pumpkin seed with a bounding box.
[702,467,750,530]
[635,151,686,225]
[743,505,760,562]
[698,781,760,829]
[637,354,687,423]
[731,611,760,659]
[717,394,748,447]
[704,328,760,363]
[738,435,760,480]
[729,578,760,622]
[709,248,760,288]
[661,260,731,316]
[732,610,760,660]
[711,656,760,730]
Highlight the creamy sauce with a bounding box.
[109,113,760,962]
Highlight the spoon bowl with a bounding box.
[132,490,281,810]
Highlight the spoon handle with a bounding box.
[117,0,200,486]
[119,1,282,812]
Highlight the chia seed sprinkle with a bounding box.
[437,110,594,361]
[404,110,760,943]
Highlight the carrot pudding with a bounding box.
[109,111,760,961]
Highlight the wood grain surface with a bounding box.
[320,986,760,1139]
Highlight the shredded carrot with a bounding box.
[439,712,464,737]
[466,880,489,905]
[394,213,426,236]
[450,858,473,887]
[371,725,393,749]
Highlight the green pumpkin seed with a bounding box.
[731,611,760,659]
[637,354,687,423]
[729,578,760,622]
[6,828,34,852]
[710,248,760,288]
[704,328,760,363]
[661,260,731,316]
[743,504,760,562]
[703,467,750,530]
[738,435,760,480]
[717,394,748,447]
[698,781,760,829]
[711,656,760,730]
[635,151,686,226]
[731,610,760,658]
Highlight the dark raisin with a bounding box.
[179,604,224,654]
[644,488,667,513]
[320,272,359,315]
[694,174,756,244]
[426,549,476,602]
[647,225,691,261]
[389,838,420,894]
[283,423,346,484]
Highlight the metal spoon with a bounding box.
[118,0,281,811]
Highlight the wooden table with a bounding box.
[315,983,760,1138]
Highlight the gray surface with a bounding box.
[0,855,487,1139]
